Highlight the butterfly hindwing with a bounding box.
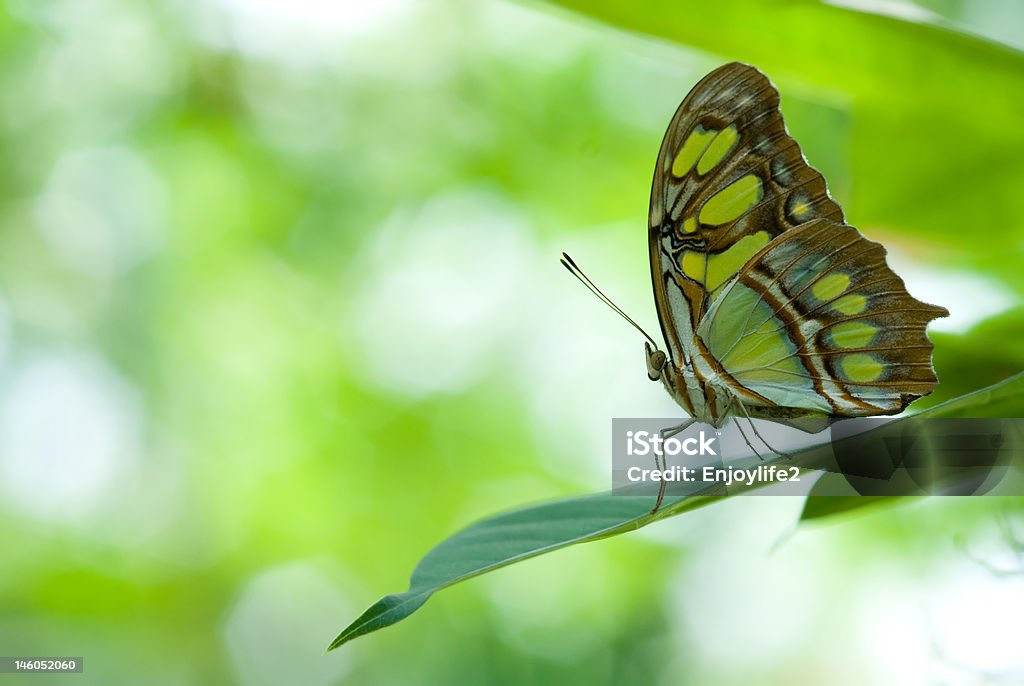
[649,62,844,368]
[697,219,949,416]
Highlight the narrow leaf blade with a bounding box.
[331,373,1023,648]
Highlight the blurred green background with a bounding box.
[1,0,1022,684]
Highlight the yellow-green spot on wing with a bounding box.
[672,126,717,177]
[841,353,884,382]
[696,125,739,175]
[698,175,763,226]
[833,293,867,315]
[705,231,770,291]
[811,273,850,301]
[681,251,706,283]
[830,321,877,348]
[682,217,697,234]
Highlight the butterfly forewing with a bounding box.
[698,219,949,416]
[649,62,843,367]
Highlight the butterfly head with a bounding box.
[646,342,712,421]
[645,342,667,381]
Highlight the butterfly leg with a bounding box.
[732,415,768,462]
[745,417,794,460]
[734,400,794,460]
[720,393,769,461]
[651,418,697,515]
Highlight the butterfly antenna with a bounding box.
[560,252,660,351]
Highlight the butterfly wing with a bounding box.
[649,62,843,369]
[696,219,948,416]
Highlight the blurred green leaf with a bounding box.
[537,0,1024,288]
[330,371,1024,649]
[925,307,1024,407]
[799,495,914,522]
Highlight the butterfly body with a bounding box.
[645,62,947,428]
[647,341,734,426]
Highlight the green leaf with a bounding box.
[798,371,1024,523]
[327,488,719,651]
[900,369,1024,419]
[329,372,1023,650]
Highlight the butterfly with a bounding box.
[563,62,948,512]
